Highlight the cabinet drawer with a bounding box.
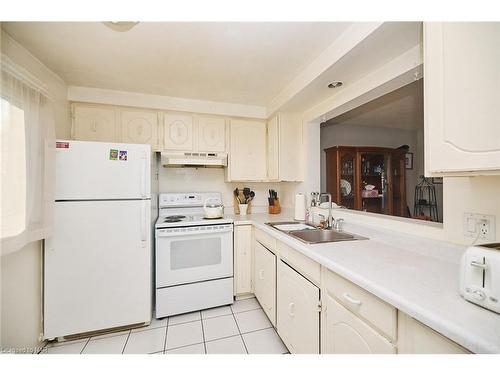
[254,228,276,253]
[277,241,320,286]
[322,268,397,341]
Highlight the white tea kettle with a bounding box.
[204,197,224,219]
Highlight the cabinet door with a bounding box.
[72,105,117,142]
[278,113,303,181]
[234,225,252,296]
[164,113,194,151]
[321,290,395,354]
[277,260,319,354]
[424,22,500,175]
[397,312,469,354]
[254,241,276,326]
[121,110,159,149]
[267,115,279,181]
[197,116,226,152]
[228,120,267,181]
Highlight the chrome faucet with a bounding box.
[319,193,333,229]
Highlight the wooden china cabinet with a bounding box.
[325,146,407,217]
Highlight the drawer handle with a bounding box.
[342,292,362,306]
[259,269,264,280]
[288,302,295,317]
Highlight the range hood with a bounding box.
[161,151,227,168]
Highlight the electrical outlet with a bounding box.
[463,213,496,241]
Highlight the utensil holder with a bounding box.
[234,188,252,214]
[268,198,281,214]
[239,204,249,216]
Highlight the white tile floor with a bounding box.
[39,297,288,354]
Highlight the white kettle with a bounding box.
[204,197,224,219]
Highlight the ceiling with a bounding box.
[322,79,423,131]
[282,22,423,112]
[2,22,351,106]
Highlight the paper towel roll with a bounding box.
[294,193,306,221]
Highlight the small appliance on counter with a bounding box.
[460,243,500,314]
[155,192,233,318]
[204,197,224,219]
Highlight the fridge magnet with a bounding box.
[109,149,118,160]
[119,150,128,161]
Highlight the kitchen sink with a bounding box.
[266,221,367,244]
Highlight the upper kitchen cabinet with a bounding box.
[197,116,226,152]
[71,104,118,142]
[227,119,267,181]
[121,109,161,150]
[163,113,194,151]
[424,22,500,175]
[267,113,303,181]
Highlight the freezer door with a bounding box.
[44,200,152,339]
[55,140,151,200]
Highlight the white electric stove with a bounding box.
[155,192,234,318]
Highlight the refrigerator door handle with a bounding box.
[141,153,147,199]
[141,201,147,247]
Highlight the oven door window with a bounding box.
[170,237,222,270]
[156,230,233,287]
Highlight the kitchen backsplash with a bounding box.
[158,167,284,210]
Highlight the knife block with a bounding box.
[268,198,281,214]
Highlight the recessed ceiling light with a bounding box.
[328,81,343,89]
[103,22,139,32]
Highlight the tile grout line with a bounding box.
[163,324,168,354]
[79,338,90,354]
[199,312,207,354]
[231,310,249,354]
[121,330,131,354]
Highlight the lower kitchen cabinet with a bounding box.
[254,241,276,326]
[397,312,469,354]
[234,225,253,296]
[321,290,396,354]
[277,260,320,354]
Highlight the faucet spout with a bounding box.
[319,193,334,230]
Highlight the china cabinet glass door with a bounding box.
[358,151,391,215]
[339,149,357,209]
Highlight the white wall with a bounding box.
[443,176,500,245]
[0,242,42,352]
[0,28,69,350]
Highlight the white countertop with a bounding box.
[227,210,500,354]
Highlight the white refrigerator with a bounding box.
[44,140,152,340]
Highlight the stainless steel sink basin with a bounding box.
[266,221,367,244]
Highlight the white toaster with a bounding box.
[460,243,500,314]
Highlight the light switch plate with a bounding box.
[463,213,496,241]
